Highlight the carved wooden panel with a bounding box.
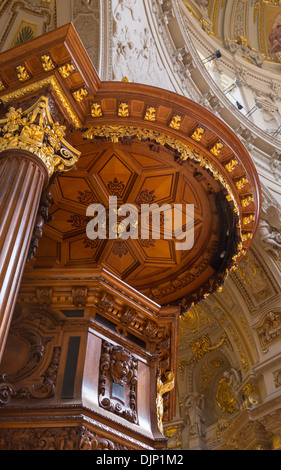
[0,426,129,450]
[98,340,138,424]
[0,307,62,406]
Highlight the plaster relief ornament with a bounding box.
[112,0,172,88]
[25,0,47,11]
[193,0,209,16]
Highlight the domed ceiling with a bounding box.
[182,0,281,68]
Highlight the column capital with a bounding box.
[0,96,80,177]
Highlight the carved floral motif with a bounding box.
[77,189,97,205]
[107,177,125,197]
[0,426,129,450]
[112,241,128,258]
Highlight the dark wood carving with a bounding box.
[15,346,61,400]
[79,427,129,450]
[0,426,129,450]
[0,344,60,405]
[27,188,54,260]
[0,327,47,383]
[99,341,138,424]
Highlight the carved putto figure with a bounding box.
[109,346,135,386]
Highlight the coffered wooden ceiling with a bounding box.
[0,24,261,311]
[32,136,220,307]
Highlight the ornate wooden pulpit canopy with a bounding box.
[0,24,261,450]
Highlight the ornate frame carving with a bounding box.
[98,340,138,424]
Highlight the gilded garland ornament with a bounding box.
[0,96,80,176]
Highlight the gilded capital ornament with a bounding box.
[0,96,80,176]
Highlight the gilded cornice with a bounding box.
[0,75,82,129]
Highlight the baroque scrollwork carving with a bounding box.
[0,330,60,406]
[0,426,78,450]
[185,333,231,366]
[0,96,80,176]
[15,346,61,400]
[0,425,128,450]
[72,287,88,307]
[0,327,47,384]
[233,248,278,310]
[98,341,138,424]
[79,427,129,450]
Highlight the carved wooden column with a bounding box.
[0,97,80,363]
[0,150,48,362]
